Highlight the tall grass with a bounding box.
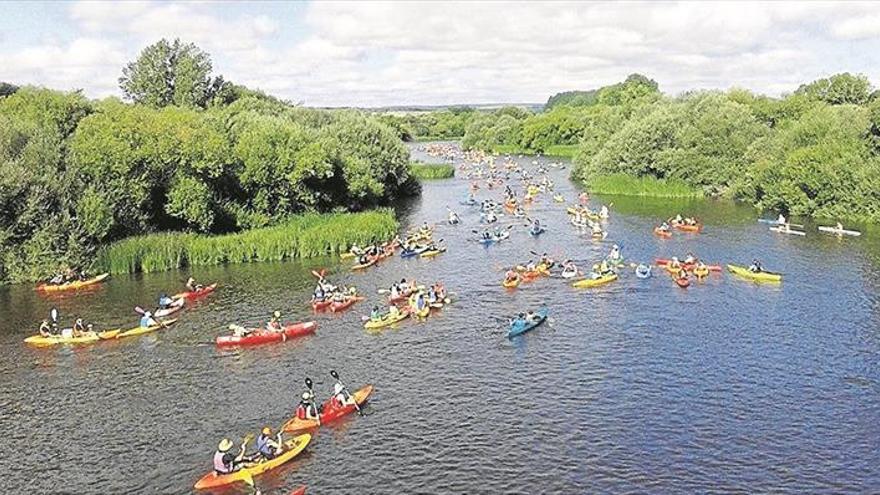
[409,162,455,180]
[490,144,578,158]
[98,210,399,274]
[588,174,703,198]
[543,144,579,158]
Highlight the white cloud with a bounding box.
[4,1,880,105]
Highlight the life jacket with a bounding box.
[256,434,272,455]
[296,403,307,420]
[213,451,231,474]
[139,316,153,328]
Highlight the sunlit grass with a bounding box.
[98,210,398,274]
[587,174,703,198]
[409,162,455,179]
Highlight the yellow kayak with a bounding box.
[364,310,410,329]
[116,318,178,339]
[36,273,109,293]
[727,264,782,282]
[194,434,312,490]
[553,195,565,203]
[420,247,446,258]
[24,329,120,346]
[572,273,618,288]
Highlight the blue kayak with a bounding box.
[400,246,428,258]
[507,307,549,338]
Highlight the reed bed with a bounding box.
[98,210,398,274]
[409,162,455,180]
[587,174,703,198]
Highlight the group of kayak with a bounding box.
[197,371,370,491]
[364,280,449,329]
[26,278,215,346]
[762,214,862,238]
[568,204,610,238]
[653,214,702,237]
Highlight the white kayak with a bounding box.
[770,226,806,236]
[818,226,861,237]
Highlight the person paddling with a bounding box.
[38,319,53,337]
[448,210,460,225]
[370,305,382,321]
[158,293,174,310]
[749,259,764,273]
[185,277,203,292]
[256,427,283,460]
[266,311,283,332]
[139,311,158,328]
[213,438,247,475]
[296,391,320,421]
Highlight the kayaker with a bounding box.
[749,259,764,273]
[72,318,86,337]
[608,245,622,262]
[836,221,844,231]
[526,310,539,323]
[158,293,174,310]
[370,306,382,321]
[267,311,283,332]
[427,285,438,304]
[185,277,203,292]
[312,284,326,302]
[777,213,786,225]
[228,324,252,337]
[578,192,589,204]
[684,252,697,264]
[482,230,492,241]
[296,392,320,421]
[591,222,603,236]
[38,320,53,337]
[539,253,554,268]
[331,381,356,408]
[213,438,247,475]
[668,257,682,269]
[676,267,688,279]
[598,260,613,276]
[357,253,370,265]
[600,205,609,218]
[139,311,158,328]
[448,210,460,225]
[256,427,283,460]
[659,221,670,232]
[420,222,431,234]
[387,303,401,318]
[674,214,683,224]
[510,312,526,328]
[433,282,446,300]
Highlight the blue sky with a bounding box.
[2,1,880,106]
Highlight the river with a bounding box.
[2,143,879,493]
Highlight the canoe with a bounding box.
[172,283,217,300]
[727,264,782,282]
[507,307,549,338]
[502,277,520,288]
[770,226,806,236]
[193,433,311,490]
[311,299,332,311]
[154,298,185,317]
[282,385,374,433]
[420,247,447,258]
[215,321,317,347]
[330,296,364,312]
[36,273,109,293]
[364,309,410,329]
[655,259,722,272]
[24,329,120,346]
[653,227,672,238]
[572,273,618,288]
[675,277,690,288]
[818,226,861,237]
[673,223,702,233]
[116,318,178,339]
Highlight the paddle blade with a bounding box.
[134,306,145,315]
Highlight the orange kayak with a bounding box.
[283,385,373,433]
[193,434,311,490]
[36,273,109,292]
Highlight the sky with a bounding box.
[3,1,880,107]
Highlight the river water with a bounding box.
[2,143,879,494]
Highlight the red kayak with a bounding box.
[655,259,722,271]
[311,299,332,311]
[291,487,307,495]
[283,385,373,433]
[215,321,317,347]
[172,283,217,300]
[330,296,364,312]
[675,277,690,288]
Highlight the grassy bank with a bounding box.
[97,210,399,274]
[409,162,455,180]
[490,144,579,158]
[587,174,703,198]
[412,135,464,142]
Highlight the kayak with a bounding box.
[818,226,861,237]
[529,227,545,236]
[330,296,364,312]
[400,246,428,258]
[655,259,722,272]
[311,298,332,311]
[388,288,415,304]
[36,273,109,293]
[409,299,430,318]
[420,247,446,258]
[553,195,565,203]
[572,273,618,288]
[282,385,374,433]
[154,298,185,317]
[502,276,520,288]
[758,218,785,225]
[653,227,672,238]
[675,276,690,288]
[351,257,378,270]
[24,329,120,346]
[673,223,702,233]
[291,487,307,495]
[116,318,178,339]
[172,283,218,300]
[215,321,317,347]
[507,307,549,338]
[561,269,578,279]
[193,433,312,490]
[478,232,510,245]
[364,309,410,329]
[635,265,652,279]
[727,264,783,282]
[770,226,806,236]
[591,231,607,240]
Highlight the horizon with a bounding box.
[3,1,880,107]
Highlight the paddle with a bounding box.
[330,370,363,416]
[304,377,320,426]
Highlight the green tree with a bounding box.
[795,72,872,106]
[119,38,217,108]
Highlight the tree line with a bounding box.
[0,39,414,284]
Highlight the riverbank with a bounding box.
[97,210,398,274]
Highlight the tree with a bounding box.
[0,82,18,98]
[119,38,216,108]
[795,72,872,106]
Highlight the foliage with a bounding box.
[795,72,872,106]
[119,38,225,108]
[380,108,481,141]
[409,162,455,180]
[546,90,599,109]
[587,174,702,198]
[0,82,19,98]
[97,210,398,274]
